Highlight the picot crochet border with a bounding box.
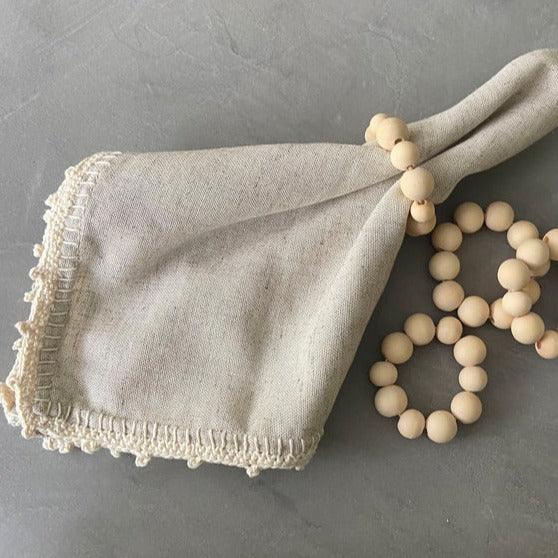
[0,152,321,477]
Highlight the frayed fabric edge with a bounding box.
[0,151,321,477]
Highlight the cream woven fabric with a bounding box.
[2,49,558,476]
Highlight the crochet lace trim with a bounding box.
[0,152,321,477]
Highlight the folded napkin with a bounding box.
[2,49,557,476]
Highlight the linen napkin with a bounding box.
[2,49,557,476]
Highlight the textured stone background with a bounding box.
[0,1,557,556]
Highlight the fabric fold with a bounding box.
[2,49,557,475]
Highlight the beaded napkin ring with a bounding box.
[370,313,487,443]
[364,113,436,236]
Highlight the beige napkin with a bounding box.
[2,49,557,476]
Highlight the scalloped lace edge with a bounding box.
[0,151,321,477]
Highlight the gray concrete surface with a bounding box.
[1,1,557,557]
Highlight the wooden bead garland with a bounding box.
[428,201,556,360]
[364,113,437,236]
[370,313,488,443]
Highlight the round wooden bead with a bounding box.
[485,201,514,232]
[489,298,514,330]
[428,251,460,281]
[522,279,541,304]
[374,385,408,417]
[432,280,465,312]
[531,259,551,278]
[501,291,532,317]
[453,335,487,367]
[364,113,388,143]
[457,295,490,327]
[436,316,463,345]
[535,330,558,360]
[516,238,550,270]
[397,409,425,439]
[404,313,435,346]
[369,361,398,387]
[381,332,414,364]
[497,258,531,291]
[507,220,539,250]
[543,228,558,261]
[410,200,435,223]
[406,214,436,237]
[511,312,545,345]
[400,167,434,201]
[426,410,457,444]
[376,117,409,150]
[454,202,484,233]
[431,222,463,252]
[451,391,482,424]
[390,141,419,171]
[458,366,488,392]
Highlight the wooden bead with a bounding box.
[501,291,532,317]
[410,200,435,223]
[364,113,388,143]
[400,167,434,201]
[543,228,558,261]
[458,366,488,392]
[535,330,558,360]
[489,298,514,330]
[428,251,460,281]
[436,316,463,345]
[381,332,414,364]
[497,258,531,291]
[432,280,465,312]
[406,214,436,237]
[453,335,487,367]
[374,385,408,417]
[397,409,425,439]
[457,295,490,327]
[390,141,419,171]
[485,201,514,232]
[522,279,541,304]
[511,312,545,345]
[453,202,484,233]
[431,222,463,252]
[376,117,409,150]
[531,259,550,278]
[516,238,550,270]
[426,410,457,443]
[451,391,482,424]
[404,313,435,346]
[369,361,398,386]
[507,220,539,250]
